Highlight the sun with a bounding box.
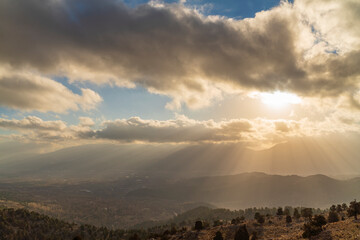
[256,91,302,109]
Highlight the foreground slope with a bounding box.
[1,206,360,240]
[167,218,360,240]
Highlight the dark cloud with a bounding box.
[0,70,102,112]
[0,115,254,144]
[1,0,359,109]
[89,117,252,143]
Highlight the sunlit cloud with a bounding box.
[0,113,359,151]
[249,91,302,109]
[0,0,359,110]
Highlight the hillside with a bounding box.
[1,172,360,228]
[165,217,360,240]
[127,172,360,209]
[0,208,127,240]
[0,204,359,240]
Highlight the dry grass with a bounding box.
[169,217,360,240]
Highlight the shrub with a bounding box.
[254,213,264,224]
[213,220,223,227]
[234,224,249,240]
[231,216,245,225]
[330,205,336,212]
[342,203,348,211]
[293,208,300,220]
[336,204,342,213]
[302,215,326,238]
[328,211,339,223]
[301,208,313,220]
[286,215,292,224]
[213,231,224,240]
[312,215,327,227]
[284,208,290,216]
[302,223,322,238]
[257,215,265,224]
[348,200,360,220]
[194,221,203,231]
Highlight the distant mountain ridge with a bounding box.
[1,134,360,181]
[0,172,360,228]
[127,172,360,209]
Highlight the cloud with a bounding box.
[0,0,359,109]
[274,121,291,132]
[0,116,94,142]
[88,116,253,143]
[295,0,360,52]
[0,68,102,113]
[1,113,359,149]
[0,116,66,131]
[79,117,95,127]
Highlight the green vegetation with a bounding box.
[0,208,126,240]
[0,200,358,240]
[135,205,324,229]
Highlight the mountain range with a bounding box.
[1,134,360,182]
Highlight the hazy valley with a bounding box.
[1,139,360,230]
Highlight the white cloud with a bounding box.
[1,113,359,150]
[0,116,66,131]
[79,117,95,127]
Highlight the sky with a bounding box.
[0,0,360,165]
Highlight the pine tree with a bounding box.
[293,208,300,220]
[347,200,360,220]
[328,211,339,223]
[194,221,203,231]
[213,231,224,240]
[286,215,292,223]
[276,207,284,216]
[234,225,249,240]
